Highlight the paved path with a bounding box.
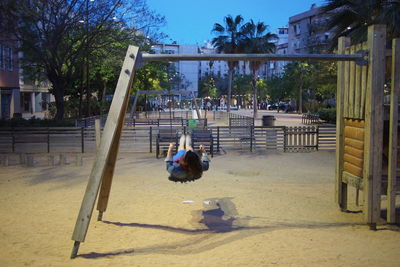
[231,109,304,126]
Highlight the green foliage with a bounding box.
[233,74,252,95]
[132,62,170,94]
[198,75,218,98]
[318,108,336,124]
[256,78,268,100]
[266,61,337,111]
[1,0,166,119]
[321,0,400,47]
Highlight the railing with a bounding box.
[75,110,227,127]
[0,125,336,155]
[302,113,320,124]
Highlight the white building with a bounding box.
[269,27,289,77]
[151,43,199,97]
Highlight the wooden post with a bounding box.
[129,91,141,119]
[363,25,386,229]
[348,45,356,118]
[47,128,50,153]
[96,79,130,221]
[354,43,362,119]
[95,119,101,150]
[387,39,400,224]
[81,127,84,153]
[149,127,153,153]
[336,37,351,209]
[71,46,139,258]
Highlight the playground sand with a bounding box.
[0,151,399,267]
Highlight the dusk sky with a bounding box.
[146,0,327,45]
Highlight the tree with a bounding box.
[241,20,277,117]
[211,15,245,112]
[198,75,218,98]
[321,0,400,46]
[0,0,166,119]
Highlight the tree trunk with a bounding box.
[78,80,83,118]
[100,80,107,115]
[227,68,233,113]
[298,80,303,114]
[52,81,65,120]
[252,70,258,119]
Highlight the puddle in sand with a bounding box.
[191,197,247,232]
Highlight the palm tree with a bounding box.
[211,15,244,112]
[321,0,400,46]
[241,20,277,118]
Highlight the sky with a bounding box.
[146,0,327,45]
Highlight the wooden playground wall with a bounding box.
[336,25,400,226]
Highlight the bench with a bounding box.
[156,128,179,158]
[191,129,214,157]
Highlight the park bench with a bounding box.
[191,128,214,157]
[155,128,179,158]
[157,118,184,127]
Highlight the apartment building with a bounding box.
[288,4,332,54]
[0,35,20,119]
[151,43,199,97]
[0,33,52,120]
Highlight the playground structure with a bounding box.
[70,25,399,258]
[336,25,400,229]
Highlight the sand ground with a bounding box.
[0,150,399,267]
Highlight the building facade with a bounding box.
[269,27,289,77]
[0,33,52,120]
[288,4,332,54]
[151,43,199,97]
[0,35,20,119]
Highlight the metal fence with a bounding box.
[0,125,336,155]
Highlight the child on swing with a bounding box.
[165,134,210,183]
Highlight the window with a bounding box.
[6,47,13,71]
[294,24,301,35]
[20,92,31,113]
[0,44,4,70]
[41,93,49,111]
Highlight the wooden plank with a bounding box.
[95,119,101,150]
[349,45,356,118]
[344,161,363,178]
[344,138,364,150]
[387,39,400,224]
[71,46,139,246]
[343,47,351,118]
[354,43,362,119]
[96,79,131,219]
[363,25,386,227]
[360,42,368,119]
[336,37,351,209]
[344,126,365,141]
[344,153,363,168]
[344,145,364,159]
[344,118,365,128]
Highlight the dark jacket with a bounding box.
[165,152,210,182]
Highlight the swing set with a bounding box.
[70,25,399,258]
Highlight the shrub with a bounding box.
[318,108,336,124]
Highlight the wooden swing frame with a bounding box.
[70,25,397,258]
